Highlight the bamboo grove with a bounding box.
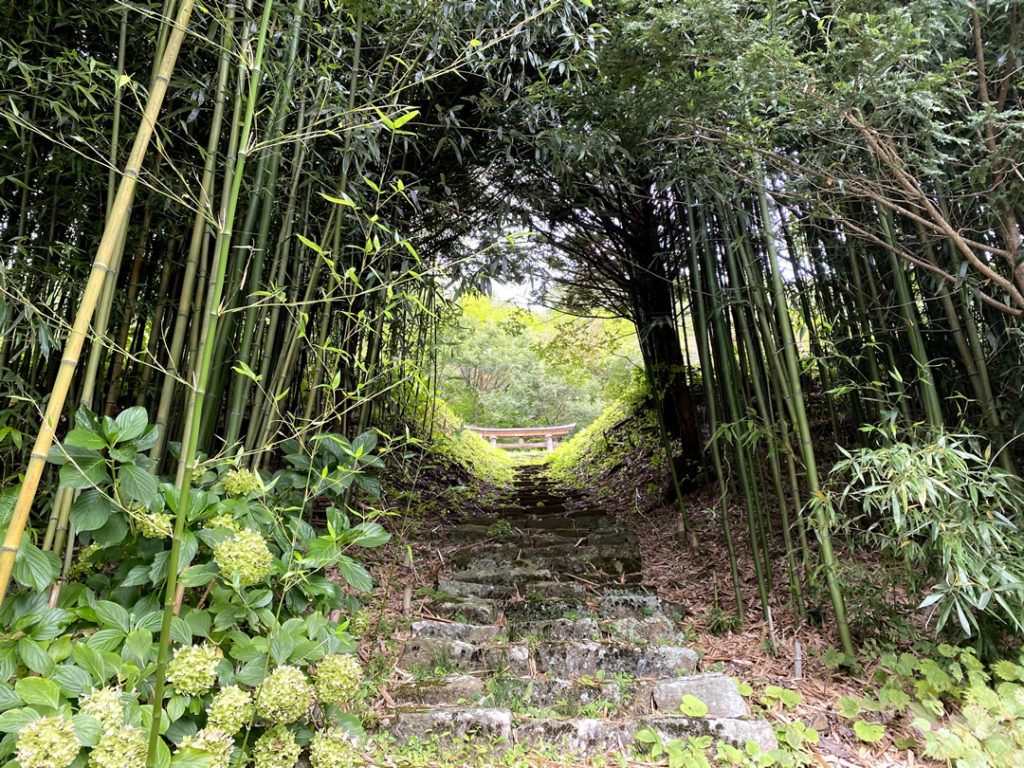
[0,0,594,593]
[0,0,1022,728]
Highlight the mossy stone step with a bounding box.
[436,577,586,601]
[410,616,687,645]
[383,707,777,753]
[449,542,640,569]
[398,637,698,678]
[391,672,748,718]
[429,590,679,624]
[450,554,643,585]
[449,523,630,545]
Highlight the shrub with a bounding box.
[830,432,1024,653]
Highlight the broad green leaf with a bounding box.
[64,429,106,450]
[853,720,885,743]
[118,463,159,507]
[12,543,59,592]
[837,696,861,718]
[14,678,61,710]
[52,665,93,698]
[93,513,128,545]
[678,694,708,717]
[0,684,19,713]
[123,629,153,664]
[17,638,55,676]
[86,629,126,652]
[69,490,113,532]
[59,457,109,490]
[71,713,101,747]
[112,407,149,443]
[348,522,389,548]
[94,600,131,633]
[335,555,372,592]
[170,746,213,768]
[0,708,41,733]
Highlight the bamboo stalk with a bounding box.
[0,0,197,609]
[756,172,855,660]
[146,3,273,764]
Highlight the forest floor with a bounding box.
[352,449,938,768]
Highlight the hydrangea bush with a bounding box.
[5,408,385,768]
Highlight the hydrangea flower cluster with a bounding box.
[138,512,173,539]
[87,725,147,768]
[79,686,123,730]
[66,541,103,580]
[310,728,362,768]
[167,643,221,696]
[313,654,363,706]
[16,716,80,768]
[213,529,273,587]
[347,609,371,638]
[222,468,261,496]
[255,666,314,724]
[181,728,233,768]
[252,725,301,768]
[207,685,253,735]
[205,513,240,532]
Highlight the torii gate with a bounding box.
[466,424,576,452]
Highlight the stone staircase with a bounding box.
[382,467,776,758]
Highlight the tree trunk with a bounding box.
[631,254,701,487]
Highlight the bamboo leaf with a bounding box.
[296,233,325,254]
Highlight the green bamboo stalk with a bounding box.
[146,3,273,764]
[721,206,803,614]
[0,0,197,609]
[686,196,744,618]
[149,1,236,463]
[879,211,944,430]
[757,173,854,660]
[699,207,772,621]
[135,257,175,406]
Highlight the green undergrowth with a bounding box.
[546,378,656,488]
[409,386,515,488]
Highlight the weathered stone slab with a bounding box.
[409,620,503,643]
[515,718,630,753]
[385,707,513,745]
[397,637,531,675]
[649,675,748,718]
[640,715,777,751]
[430,597,498,624]
[603,616,688,644]
[436,579,518,600]
[532,641,699,678]
[391,675,486,706]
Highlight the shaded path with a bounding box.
[382,467,776,757]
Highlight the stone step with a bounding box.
[409,615,687,645]
[492,513,615,531]
[429,590,680,624]
[449,542,640,569]
[391,673,748,718]
[450,524,631,546]
[383,708,777,753]
[453,553,642,582]
[397,637,698,678]
[436,577,587,601]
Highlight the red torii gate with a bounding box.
[466,424,576,452]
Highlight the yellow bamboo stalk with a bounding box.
[0,0,196,608]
